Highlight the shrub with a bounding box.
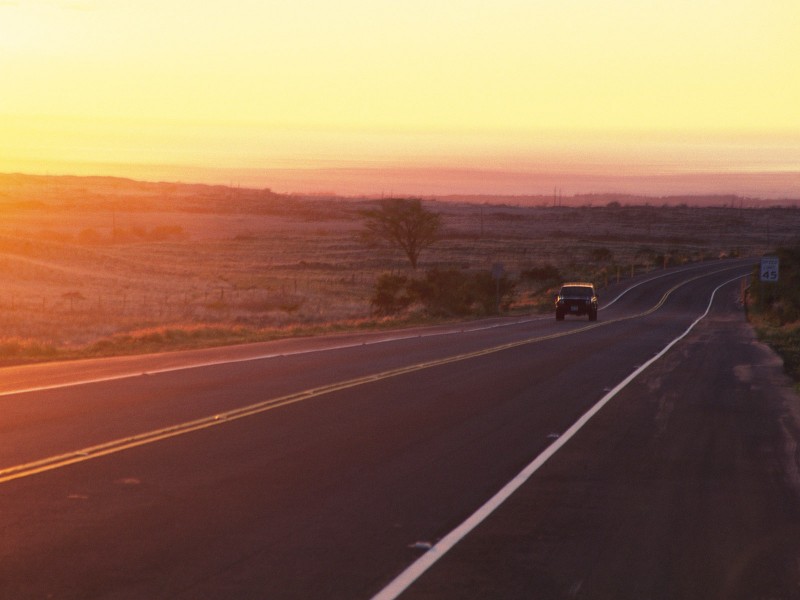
[470,271,517,315]
[370,268,517,317]
[370,273,413,316]
[410,269,475,317]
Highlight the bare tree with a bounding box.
[359,198,442,269]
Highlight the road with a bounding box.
[2,259,799,599]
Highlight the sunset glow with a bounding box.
[2,0,799,196]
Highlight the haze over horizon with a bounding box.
[2,1,799,199]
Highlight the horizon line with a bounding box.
[1,162,799,202]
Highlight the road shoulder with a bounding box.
[400,286,800,600]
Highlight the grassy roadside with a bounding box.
[3,174,798,366]
[0,314,459,367]
[747,246,800,389]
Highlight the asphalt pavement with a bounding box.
[2,259,797,599]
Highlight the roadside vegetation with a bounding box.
[359,198,442,269]
[1,174,798,365]
[748,245,800,386]
[370,269,516,317]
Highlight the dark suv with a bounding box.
[555,282,598,321]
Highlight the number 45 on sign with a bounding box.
[760,256,780,282]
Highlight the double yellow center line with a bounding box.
[0,265,748,484]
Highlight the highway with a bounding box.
[2,258,799,599]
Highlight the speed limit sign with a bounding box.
[760,256,780,282]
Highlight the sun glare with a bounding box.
[1,1,798,196]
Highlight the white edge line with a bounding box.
[0,316,552,398]
[0,325,531,397]
[0,261,751,398]
[371,274,746,600]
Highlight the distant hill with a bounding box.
[435,193,798,208]
[1,172,798,208]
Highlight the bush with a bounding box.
[411,269,476,317]
[370,268,517,317]
[470,271,517,315]
[370,273,413,316]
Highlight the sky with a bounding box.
[1,0,799,197]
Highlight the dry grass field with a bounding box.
[1,173,798,365]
